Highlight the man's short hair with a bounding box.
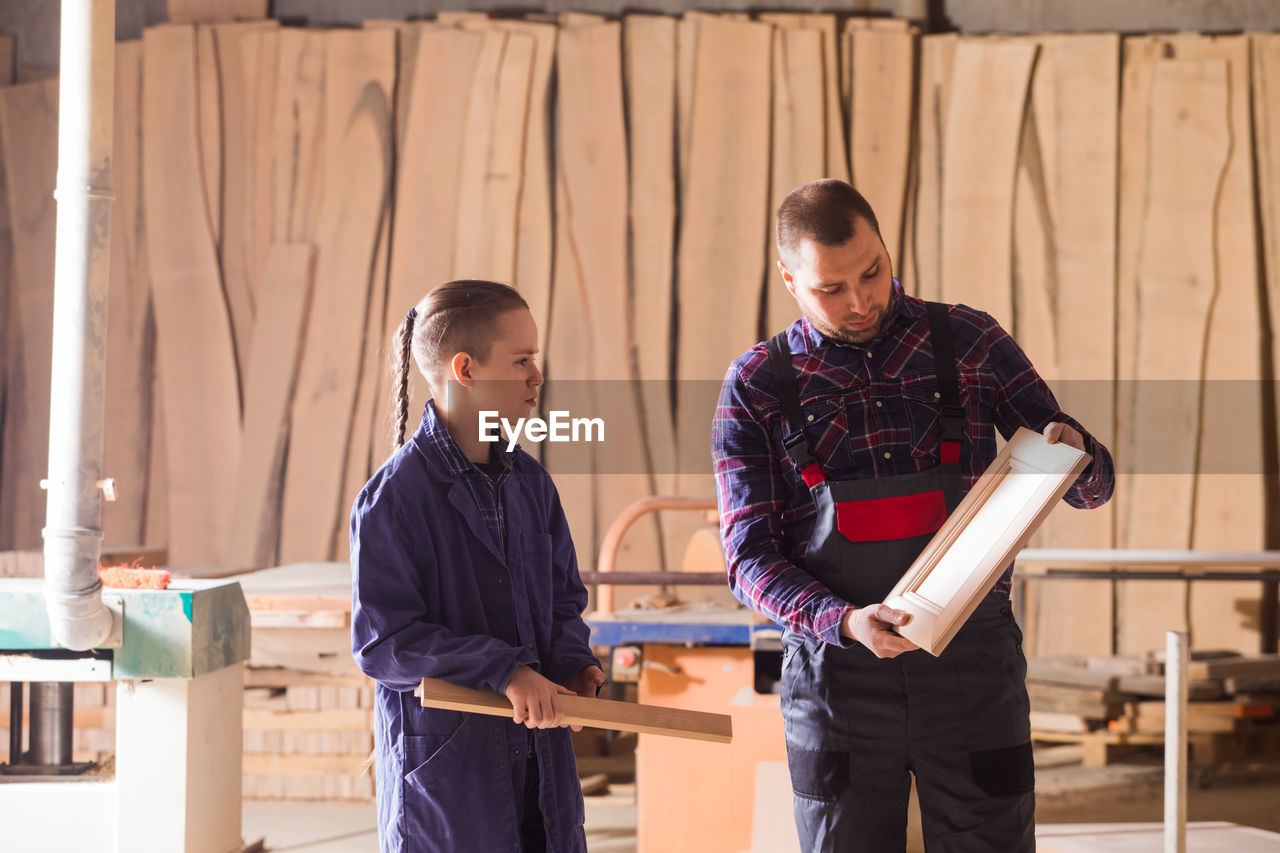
[776,179,881,267]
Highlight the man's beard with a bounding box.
[806,290,896,345]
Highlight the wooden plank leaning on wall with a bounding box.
[625,15,681,582]
[103,40,155,549]
[1017,35,1120,657]
[1117,56,1230,653]
[556,21,663,602]
[278,28,394,563]
[0,76,58,552]
[673,15,772,604]
[142,25,243,566]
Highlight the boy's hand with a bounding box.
[563,665,606,731]
[504,665,574,729]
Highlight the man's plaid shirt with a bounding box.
[711,279,1115,647]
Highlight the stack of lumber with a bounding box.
[0,17,1278,647]
[1027,652,1280,766]
[228,563,374,799]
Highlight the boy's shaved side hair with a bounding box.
[776,179,881,268]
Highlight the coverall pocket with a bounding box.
[968,741,1035,796]
[785,742,850,802]
[403,721,467,784]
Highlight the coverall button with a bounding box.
[875,400,883,408]
[527,642,534,649]
[497,577,504,583]
[934,391,941,399]
[514,748,520,756]
[806,414,814,422]
[883,452,891,460]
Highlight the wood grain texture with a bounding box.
[0,78,58,550]
[279,28,394,563]
[939,38,1037,326]
[910,33,956,302]
[1020,35,1120,657]
[1169,36,1267,655]
[452,29,534,283]
[674,16,772,590]
[0,35,14,501]
[1255,34,1280,529]
[765,27,826,336]
[212,21,279,386]
[229,243,315,569]
[1116,57,1229,653]
[417,677,733,743]
[103,40,155,548]
[847,21,916,265]
[382,26,484,445]
[142,24,242,565]
[555,22,662,601]
[758,14,847,183]
[242,28,279,311]
[272,29,325,244]
[195,25,222,249]
[624,15,680,581]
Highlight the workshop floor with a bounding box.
[241,770,1280,852]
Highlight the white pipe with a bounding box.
[1164,630,1188,853]
[43,0,116,651]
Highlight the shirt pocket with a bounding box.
[793,397,854,476]
[900,372,966,460]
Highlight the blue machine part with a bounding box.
[0,579,250,678]
[587,611,782,648]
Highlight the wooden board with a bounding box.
[673,17,772,599]
[909,34,956,301]
[1255,34,1280,479]
[417,677,733,743]
[0,34,14,512]
[0,78,57,550]
[451,29,534,283]
[272,29,325,244]
[1167,36,1267,656]
[847,21,916,265]
[212,21,279,387]
[242,28,279,313]
[194,25,222,251]
[167,0,266,22]
[552,22,662,603]
[1021,35,1120,658]
[765,27,827,336]
[143,24,243,566]
[884,428,1090,655]
[279,29,394,563]
[939,37,1037,326]
[624,15,680,581]
[1116,57,1230,653]
[758,14,847,183]
[102,40,154,548]
[382,26,484,449]
[228,244,316,569]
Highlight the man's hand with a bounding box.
[841,604,919,659]
[1043,421,1086,453]
[504,665,575,729]
[563,665,606,732]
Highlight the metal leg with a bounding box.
[29,682,74,767]
[8,682,23,764]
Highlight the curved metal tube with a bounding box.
[595,496,718,615]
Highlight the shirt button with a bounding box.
[806,414,814,422]
[497,577,504,584]
[865,351,872,358]
[934,391,941,399]
[883,452,891,460]
[514,748,521,756]
[875,400,883,408]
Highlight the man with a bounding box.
[711,180,1114,851]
